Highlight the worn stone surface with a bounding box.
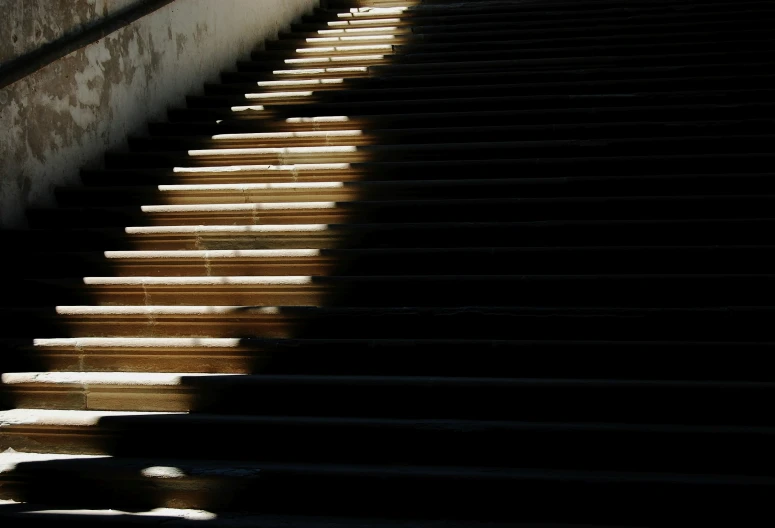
[0,0,319,227]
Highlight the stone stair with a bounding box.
[2,0,775,525]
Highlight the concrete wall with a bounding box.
[0,0,140,66]
[0,0,319,228]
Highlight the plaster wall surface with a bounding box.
[0,0,140,65]
[0,0,319,227]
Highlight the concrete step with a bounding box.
[191,74,775,109]
[131,120,775,151]
[5,304,775,340]
[18,273,775,308]
[3,337,773,379]
[252,34,775,64]
[212,77,352,93]
[167,88,775,122]
[312,1,773,22]
[31,194,775,228]
[272,17,775,49]
[7,246,773,278]
[0,337,258,374]
[0,375,227,412]
[219,58,770,89]
[0,503,578,528]
[289,6,775,36]
[235,56,389,73]
[205,71,775,101]
[7,216,775,251]
[152,101,775,136]
[313,1,773,21]
[4,374,775,422]
[233,49,775,77]
[7,246,775,279]
[210,62,773,94]
[326,0,768,10]
[105,136,775,169]
[0,452,772,522]
[3,409,775,476]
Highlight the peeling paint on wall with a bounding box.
[0,0,319,227]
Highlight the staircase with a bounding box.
[2,0,775,524]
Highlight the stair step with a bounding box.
[210,63,773,94]
[106,136,775,169]
[234,49,775,77]
[274,17,775,48]
[0,337,256,374]
[237,54,391,72]
[289,7,775,36]
[132,120,775,152]
[6,304,775,340]
[219,59,771,89]
[169,88,775,122]
[256,44,397,59]
[8,246,775,279]
[4,374,775,422]
[32,194,775,228]
[252,35,775,65]
[199,73,775,104]
[1,453,772,522]
[7,216,775,251]
[3,408,775,475]
[152,101,775,136]
[0,504,575,528]
[0,375,232,412]
[17,273,775,307]
[326,0,768,11]
[3,337,774,378]
[313,1,773,21]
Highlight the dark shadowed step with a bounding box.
[1,456,772,523]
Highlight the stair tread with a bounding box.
[0,508,602,528]
[8,373,775,389]
[0,503,592,528]
[3,452,774,484]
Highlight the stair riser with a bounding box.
[252,35,775,63]
[235,49,775,75]
[56,170,775,205]
[169,91,775,122]
[4,340,774,378]
[195,75,775,106]
[107,137,775,169]
[1,465,772,523]
[219,60,771,90]
[310,2,775,23]
[0,346,254,374]
[32,197,775,228]
[8,217,775,252]
[18,276,775,308]
[11,246,775,278]
[273,18,775,48]
[156,102,775,135]
[236,57,388,73]
[2,421,774,476]
[326,0,769,10]
[5,309,775,341]
[210,64,772,94]
[290,8,775,35]
[131,120,775,152]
